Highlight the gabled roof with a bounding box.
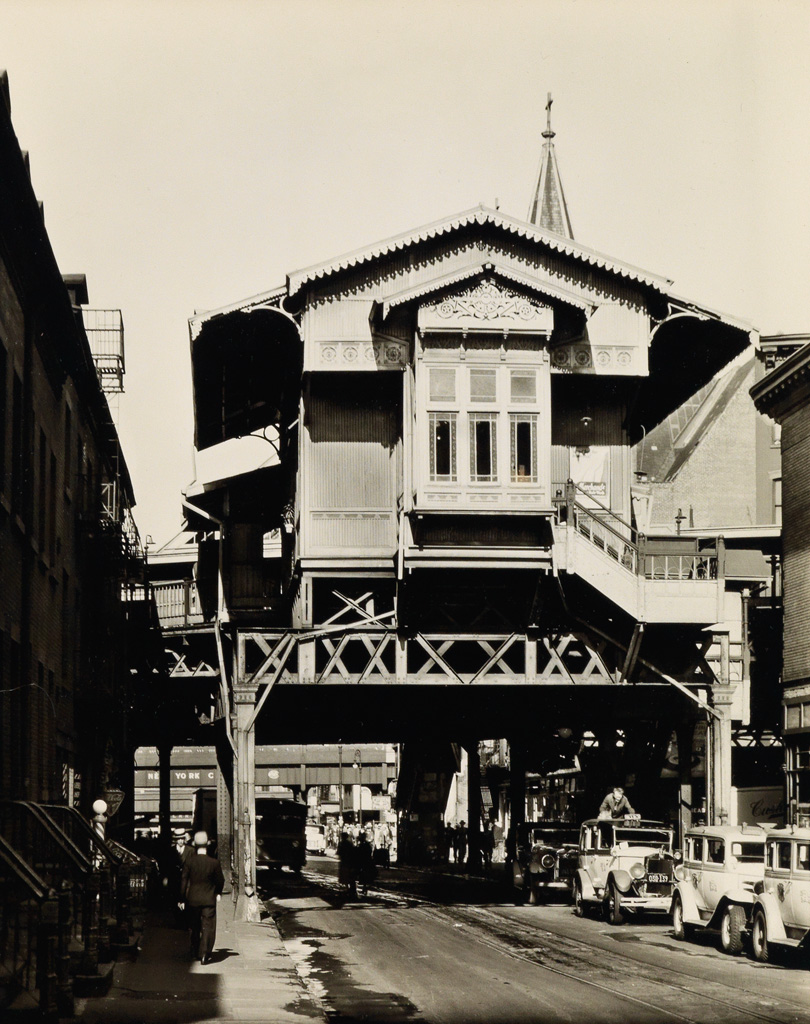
[374,260,594,320]
[286,205,674,297]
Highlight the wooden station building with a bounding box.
[164,106,757,906]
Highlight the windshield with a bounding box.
[530,829,577,846]
[613,828,672,848]
[732,842,765,863]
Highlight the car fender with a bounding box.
[575,868,597,901]
[753,894,788,941]
[706,892,754,930]
[674,881,701,924]
[609,869,633,894]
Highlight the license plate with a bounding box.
[647,873,669,883]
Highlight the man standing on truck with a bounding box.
[180,831,225,965]
[598,786,635,819]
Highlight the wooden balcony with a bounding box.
[152,579,205,630]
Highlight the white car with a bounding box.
[750,826,810,963]
[574,817,678,923]
[672,824,766,954]
[305,822,326,854]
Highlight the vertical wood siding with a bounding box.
[303,377,400,554]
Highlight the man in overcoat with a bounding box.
[180,831,225,964]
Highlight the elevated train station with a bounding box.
[154,104,759,912]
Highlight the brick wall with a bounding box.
[781,403,810,684]
[647,365,760,530]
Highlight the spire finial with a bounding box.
[527,92,573,238]
[543,92,554,139]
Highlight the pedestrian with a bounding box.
[337,831,357,897]
[180,830,224,965]
[598,785,635,820]
[356,832,376,896]
[481,821,494,874]
[170,828,193,925]
[456,821,467,868]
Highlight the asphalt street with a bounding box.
[264,856,810,1024]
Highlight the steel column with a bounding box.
[466,742,481,873]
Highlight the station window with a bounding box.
[429,412,457,482]
[510,369,536,403]
[429,367,456,402]
[510,414,538,483]
[470,368,497,402]
[423,363,542,489]
[469,413,498,481]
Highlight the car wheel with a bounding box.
[606,881,624,925]
[751,909,770,963]
[672,893,689,941]
[720,904,745,955]
[573,879,585,918]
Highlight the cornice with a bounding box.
[751,341,810,420]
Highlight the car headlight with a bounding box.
[541,853,556,869]
[630,862,645,880]
[291,841,300,848]
[673,850,682,862]
[674,864,685,881]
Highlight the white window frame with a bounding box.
[469,412,498,482]
[429,411,457,482]
[419,352,547,501]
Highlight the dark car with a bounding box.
[511,821,580,904]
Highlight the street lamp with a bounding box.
[353,749,362,828]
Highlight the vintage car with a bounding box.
[511,821,579,904]
[671,824,766,954]
[574,816,678,923]
[750,825,810,963]
[305,822,327,854]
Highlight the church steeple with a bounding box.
[528,93,574,239]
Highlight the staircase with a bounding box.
[552,483,725,625]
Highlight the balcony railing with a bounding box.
[152,579,205,629]
[554,481,723,581]
[82,308,124,393]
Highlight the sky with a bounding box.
[2,0,809,547]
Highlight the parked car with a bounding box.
[574,816,678,923]
[305,822,327,854]
[750,825,810,963]
[511,821,579,904]
[672,824,766,954]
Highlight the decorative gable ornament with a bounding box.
[418,279,554,338]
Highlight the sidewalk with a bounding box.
[74,902,327,1024]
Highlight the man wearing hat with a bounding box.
[163,829,193,924]
[180,831,225,964]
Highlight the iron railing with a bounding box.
[554,480,723,581]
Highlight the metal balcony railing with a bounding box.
[82,308,124,393]
[553,480,723,581]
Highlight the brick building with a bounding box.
[752,340,810,824]
[633,335,804,534]
[0,71,149,822]
[630,336,807,809]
